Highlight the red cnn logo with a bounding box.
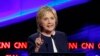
[14,42,27,49]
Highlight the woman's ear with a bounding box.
[39,21,42,27]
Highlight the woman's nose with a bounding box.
[48,19,52,24]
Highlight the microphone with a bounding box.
[51,34,55,39]
[51,34,58,53]
[51,35,53,38]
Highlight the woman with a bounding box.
[28,6,67,55]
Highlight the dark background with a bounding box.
[0,0,99,55]
[0,0,99,42]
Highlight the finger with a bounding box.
[35,38,40,45]
[37,39,43,46]
[36,38,41,43]
[39,33,44,40]
[36,38,42,44]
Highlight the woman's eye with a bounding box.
[44,18,48,21]
[51,17,54,20]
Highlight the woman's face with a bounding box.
[40,11,56,32]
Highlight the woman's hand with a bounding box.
[35,34,44,52]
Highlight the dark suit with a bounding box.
[28,31,68,55]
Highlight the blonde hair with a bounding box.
[36,6,58,32]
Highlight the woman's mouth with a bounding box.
[47,25,53,28]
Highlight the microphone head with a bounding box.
[51,34,54,39]
[51,35,53,37]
